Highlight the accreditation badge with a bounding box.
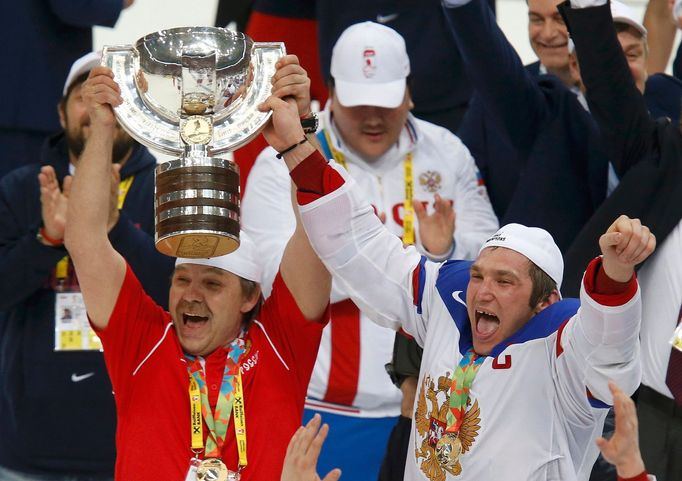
[54,291,102,351]
[671,323,682,352]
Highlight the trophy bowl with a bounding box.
[103,27,285,258]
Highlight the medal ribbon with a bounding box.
[319,127,415,245]
[186,338,247,461]
[445,348,485,433]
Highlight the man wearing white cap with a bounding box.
[63,64,331,481]
[256,91,656,480]
[241,20,498,481]
[0,52,173,481]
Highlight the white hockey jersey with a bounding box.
[298,165,643,481]
[241,111,498,416]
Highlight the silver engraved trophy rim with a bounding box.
[101,26,284,258]
[101,31,285,157]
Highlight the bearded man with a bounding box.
[0,51,174,481]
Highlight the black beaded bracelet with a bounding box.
[275,138,308,159]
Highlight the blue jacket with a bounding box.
[451,0,609,254]
[0,134,174,475]
[0,0,123,133]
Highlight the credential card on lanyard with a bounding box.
[54,292,102,351]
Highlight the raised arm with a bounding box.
[559,215,655,407]
[259,95,427,339]
[559,0,657,176]
[257,96,331,321]
[442,0,551,153]
[63,67,127,329]
[643,0,678,74]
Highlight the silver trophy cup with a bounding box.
[102,27,285,258]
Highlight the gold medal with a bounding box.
[435,433,462,474]
[196,458,230,481]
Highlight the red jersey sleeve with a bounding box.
[290,150,344,205]
[583,257,638,306]
[93,264,172,403]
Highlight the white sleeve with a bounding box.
[549,271,641,478]
[241,147,295,298]
[555,272,642,413]
[299,164,428,338]
[447,134,499,260]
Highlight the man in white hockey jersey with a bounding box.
[241,21,498,481]
[256,94,655,481]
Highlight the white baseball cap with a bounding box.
[478,223,563,290]
[568,1,646,53]
[175,231,262,283]
[63,51,102,97]
[330,21,410,108]
[611,0,647,38]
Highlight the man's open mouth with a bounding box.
[475,309,500,337]
[183,313,208,325]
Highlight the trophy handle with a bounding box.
[210,42,286,154]
[102,45,185,156]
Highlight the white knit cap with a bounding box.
[63,51,101,97]
[479,223,563,290]
[175,231,262,283]
[330,21,410,108]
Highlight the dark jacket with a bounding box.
[449,0,609,254]
[0,134,174,475]
[317,0,473,132]
[0,1,123,133]
[559,1,682,296]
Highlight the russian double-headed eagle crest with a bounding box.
[415,374,481,480]
[419,171,443,193]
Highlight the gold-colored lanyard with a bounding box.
[189,370,248,467]
[321,128,415,245]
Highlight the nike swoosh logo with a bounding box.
[71,372,95,382]
[452,290,467,307]
[376,13,399,23]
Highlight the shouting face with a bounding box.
[169,264,260,356]
[466,247,550,355]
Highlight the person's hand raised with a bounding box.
[81,66,123,130]
[281,414,342,481]
[599,215,656,282]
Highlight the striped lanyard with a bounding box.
[445,348,485,433]
[318,127,415,245]
[55,175,135,283]
[187,338,248,467]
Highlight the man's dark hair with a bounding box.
[240,277,262,328]
[528,261,557,308]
